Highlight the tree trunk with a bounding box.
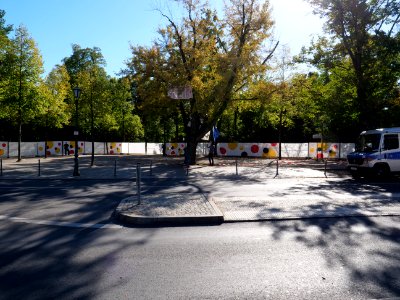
[17,121,22,162]
[186,140,197,165]
[91,140,95,166]
[44,115,48,159]
[90,98,95,167]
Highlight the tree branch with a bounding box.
[262,41,279,65]
[159,10,192,80]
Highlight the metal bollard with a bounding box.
[38,159,41,177]
[136,163,141,205]
[235,158,238,176]
[324,159,328,178]
[0,158,2,176]
[114,159,117,177]
[274,158,279,178]
[185,165,189,176]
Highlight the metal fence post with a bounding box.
[136,163,141,205]
[38,159,41,177]
[274,158,279,178]
[0,159,2,176]
[324,159,328,178]
[235,158,238,176]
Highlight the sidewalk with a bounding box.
[1,155,399,226]
[0,155,347,179]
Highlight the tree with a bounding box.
[2,25,44,161]
[108,77,144,142]
[305,0,400,132]
[125,0,277,164]
[43,64,71,129]
[39,64,71,156]
[63,45,109,165]
[0,10,13,137]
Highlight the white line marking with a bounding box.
[0,215,122,229]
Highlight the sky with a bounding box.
[1,0,324,77]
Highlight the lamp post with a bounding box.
[73,86,81,176]
[278,107,286,160]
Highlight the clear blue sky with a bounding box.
[1,0,323,77]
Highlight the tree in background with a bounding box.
[63,45,111,165]
[63,45,144,163]
[125,0,277,164]
[39,64,71,156]
[1,25,44,161]
[304,0,400,134]
[0,10,13,139]
[108,77,143,142]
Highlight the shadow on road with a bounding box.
[261,215,400,298]
[0,179,159,299]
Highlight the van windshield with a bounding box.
[356,133,381,152]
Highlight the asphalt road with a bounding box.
[0,179,132,226]
[0,216,399,300]
[0,178,399,299]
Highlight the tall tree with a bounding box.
[63,45,109,165]
[306,0,400,132]
[2,25,44,161]
[108,77,144,142]
[0,10,13,132]
[125,0,277,164]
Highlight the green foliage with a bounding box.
[61,45,144,143]
[1,1,398,146]
[0,10,13,112]
[40,64,71,129]
[304,0,400,132]
[0,24,45,158]
[109,77,144,141]
[1,25,44,124]
[124,0,276,163]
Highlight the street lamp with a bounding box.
[73,86,81,176]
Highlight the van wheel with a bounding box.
[374,164,390,178]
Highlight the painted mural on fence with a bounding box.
[37,141,84,156]
[309,143,339,159]
[108,142,122,154]
[217,143,279,158]
[0,142,6,157]
[166,142,186,156]
[0,141,354,158]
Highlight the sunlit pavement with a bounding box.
[1,155,399,225]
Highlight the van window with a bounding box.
[383,134,399,150]
[357,133,381,152]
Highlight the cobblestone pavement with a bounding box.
[116,194,217,217]
[114,193,224,225]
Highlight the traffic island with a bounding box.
[114,193,224,226]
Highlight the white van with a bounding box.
[347,127,400,178]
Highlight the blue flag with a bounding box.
[213,126,220,142]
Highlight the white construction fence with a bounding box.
[0,141,354,159]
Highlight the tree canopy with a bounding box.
[124,0,278,163]
[0,1,399,160]
[303,0,400,133]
